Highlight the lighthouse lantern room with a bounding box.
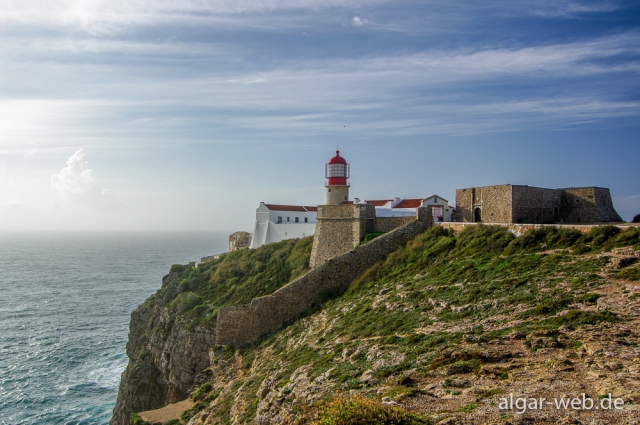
[325,150,350,205]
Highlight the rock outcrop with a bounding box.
[110,273,215,425]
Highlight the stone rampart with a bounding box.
[455,185,622,224]
[512,186,562,224]
[374,216,416,233]
[562,187,623,223]
[309,204,376,268]
[216,209,433,346]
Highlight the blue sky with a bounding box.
[1,0,639,230]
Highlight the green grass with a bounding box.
[153,236,313,327]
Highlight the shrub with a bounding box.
[364,232,385,243]
[192,383,212,401]
[460,403,477,413]
[505,227,581,253]
[129,413,150,425]
[618,267,640,281]
[546,310,618,327]
[181,402,207,422]
[315,395,430,425]
[171,292,203,313]
[572,244,591,255]
[169,264,186,273]
[531,296,573,316]
[577,226,620,248]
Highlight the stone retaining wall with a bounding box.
[216,209,433,346]
[374,216,416,233]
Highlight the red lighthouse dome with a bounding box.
[325,150,350,185]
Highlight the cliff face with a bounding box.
[110,272,215,425]
[111,237,314,425]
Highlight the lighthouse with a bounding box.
[325,150,350,205]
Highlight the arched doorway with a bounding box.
[474,207,482,223]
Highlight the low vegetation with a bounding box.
[314,395,430,425]
[159,236,313,327]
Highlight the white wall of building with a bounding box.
[250,203,317,249]
[420,195,453,222]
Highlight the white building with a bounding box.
[249,203,317,249]
[248,195,454,250]
[352,195,454,222]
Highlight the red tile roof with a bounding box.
[264,204,310,212]
[394,199,423,209]
[365,199,392,206]
[304,206,318,212]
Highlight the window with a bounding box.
[278,216,282,223]
[287,217,290,222]
[304,217,308,223]
[295,217,299,223]
[344,196,347,200]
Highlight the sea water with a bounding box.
[0,231,229,425]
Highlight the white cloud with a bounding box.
[50,148,94,195]
[0,0,384,33]
[48,148,122,212]
[351,16,363,26]
[23,149,37,157]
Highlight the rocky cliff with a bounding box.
[110,272,215,425]
[111,237,314,425]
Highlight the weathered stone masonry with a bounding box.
[215,208,433,346]
[455,185,622,224]
[309,204,417,269]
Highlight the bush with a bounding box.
[315,395,430,425]
[364,232,385,243]
[129,413,150,425]
[617,267,640,281]
[169,264,186,273]
[505,227,581,253]
[192,383,212,401]
[316,395,429,425]
[546,310,618,327]
[577,226,620,248]
[171,292,203,313]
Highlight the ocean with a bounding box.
[0,231,229,425]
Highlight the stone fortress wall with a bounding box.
[215,208,433,346]
[309,204,376,269]
[309,204,417,269]
[455,185,622,224]
[374,216,417,233]
[562,187,623,223]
